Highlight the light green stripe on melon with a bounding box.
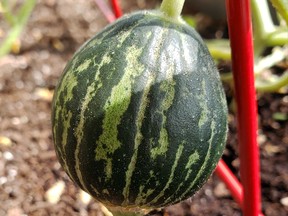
[149,28,168,65]
[148,143,184,205]
[177,120,216,202]
[135,170,156,205]
[151,65,175,159]
[219,82,227,109]
[75,58,92,72]
[74,54,110,190]
[53,61,79,132]
[162,150,200,206]
[145,31,152,39]
[117,27,135,48]
[185,151,200,169]
[53,108,73,180]
[53,68,79,181]
[54,69,78,114]
[179,33,198,71]
[60,110,73,178]
[95,45,145,179]
[135,186,155,205]
[122,71,155,205]
[197,80,209,128]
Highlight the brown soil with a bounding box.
[0,1,287,216]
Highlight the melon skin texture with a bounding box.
[52,10,228,209]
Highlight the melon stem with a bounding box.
[160,0,186,19]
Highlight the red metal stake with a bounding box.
[215,160,243,207]
[225,0,261,215]
[111,0,122,18]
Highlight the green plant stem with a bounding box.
[266,28,288,46]
[222,70,288,93]
[251,0,276,58]
[0,24,22,57]
[206,0,286,61]
[0,0,36,57]
[17,0,36,21]
[209,48,231,61]
[1,0,17,25]
[206,0,288,93]
[270,0,288,25]
[256,71,288,92]
[254,46,287,74]
[221,46,287,84]
[160,0,185,19]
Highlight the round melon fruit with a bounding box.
[52,9,228,209]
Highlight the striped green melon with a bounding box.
[52,10,228,209]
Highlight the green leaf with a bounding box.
[205,39,231,60]
[182,15,196,27]
[272,112,288,121]
[270,0,288,25]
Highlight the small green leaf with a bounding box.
[205,39,231,60]
[270,0,288,25]
[182,15,196,27]
[272,112,288,121]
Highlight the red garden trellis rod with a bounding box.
[225,0,262,215]
[111,0,122,18]
[97,0,263,215]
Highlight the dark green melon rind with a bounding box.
[52,12,147,192]
[52,10,228,209]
